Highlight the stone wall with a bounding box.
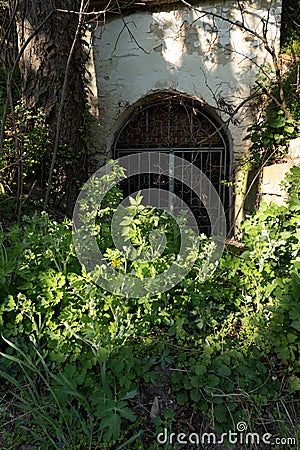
[260,137,300,206]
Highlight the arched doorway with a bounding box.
[114,96,231,234]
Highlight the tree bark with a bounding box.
[16,0,87,214]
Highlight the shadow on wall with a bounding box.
[91,0,281,158]
[90,0,282,230]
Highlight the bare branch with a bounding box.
[180,0,291,119]
[0,8,55,160]
[44,0,86,209]
[0,0,19,55]
[112,0,150,54]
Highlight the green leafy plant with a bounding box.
[1,103,51,191]
[0,337,140,449]
[1,164,300,444]
[245,110,298,167]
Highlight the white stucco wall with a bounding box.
[89,0,282,170]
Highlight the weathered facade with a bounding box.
[87,0,282,230]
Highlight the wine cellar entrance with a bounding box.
[114,98,231,234]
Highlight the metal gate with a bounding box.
[114,99,230,234]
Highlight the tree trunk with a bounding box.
[16,0,87,214]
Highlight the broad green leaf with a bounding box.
[217,366,231,377]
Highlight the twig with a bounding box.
[44,0,86,210]
[0,9,54,159]
[0,0,19,55]
[180,0,292,119]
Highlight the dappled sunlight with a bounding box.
[1,0,300,446]
[152,11,186,68]
[191,9,219,70]
[91,0,283,234]
[16,19,42,73]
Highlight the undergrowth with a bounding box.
[0,164,300,449]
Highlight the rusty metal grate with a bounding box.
[114,100,231,234]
